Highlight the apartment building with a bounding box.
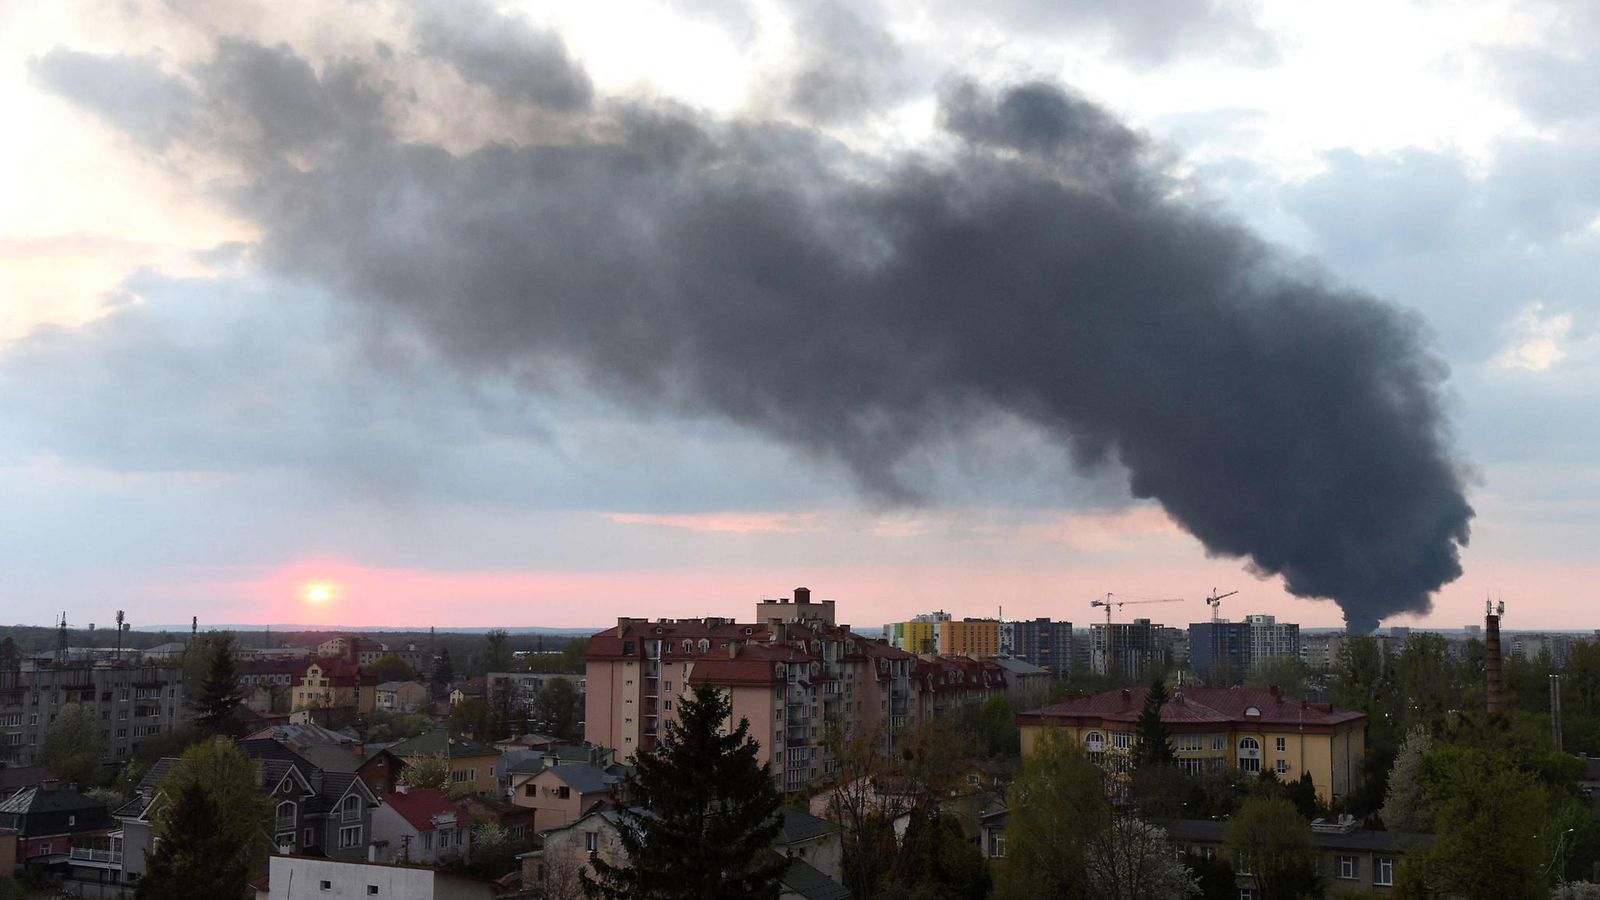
[937,619,1001,659]
[0,661,185,769]
[1187,620,1252,686]
[883,610,950,655]
[584,589,932,794]
[1089,619,1174,681]
[1001,618,1073,673]
[1246,615,1302,666]
[1018,686,1366,804]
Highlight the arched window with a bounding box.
[341,795,361,821]
[275,800,296,830]
[1237,737,1262,772]
[1083,731,1106,765]
[682,639,693,654]
[698,639,710,654]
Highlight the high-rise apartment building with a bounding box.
[884,611,950,655]
[1245,615,1301,666]
[937,619,1001,659]
[1090,619,1173,681]
[1188,620,1252,686]
[1002,618,1073,673]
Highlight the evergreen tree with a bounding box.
[157,737,274,875]
[1133,678,1173,769]
[191,633,242,736]
[136,781,249,900]
[583,684,785,900]
[433,647,455,684]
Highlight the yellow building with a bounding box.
[289,660,377,712]
[937,619,1001,659]
[892,620,941,655]
[1017,686,1365,804]
[390,730,503,797]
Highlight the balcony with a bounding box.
[69,835,123,867]
[275,816,297,833]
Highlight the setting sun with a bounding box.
[304,583,334,604]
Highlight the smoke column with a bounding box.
[37,29,1474,632]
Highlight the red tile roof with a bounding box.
[1018,687,1364,731]
[381,788,464,832]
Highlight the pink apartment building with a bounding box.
[584,588,961,794]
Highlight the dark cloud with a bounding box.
[781,0,904,123]
[30,48,198,149]
[411,0,592,111]
[41,40,1474,632]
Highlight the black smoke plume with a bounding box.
[37,30,1473,632]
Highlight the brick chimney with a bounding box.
[1486,600,1505,715]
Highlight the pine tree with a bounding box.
[136,781,249,900]
[191,633,242,736]
[1133,678,1173,769]
[583,684,786,900]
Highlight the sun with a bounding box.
[304,583,334,604]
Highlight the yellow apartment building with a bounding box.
[1017,686,1365,804]
[937,619,1001,659]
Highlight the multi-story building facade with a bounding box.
[0,661,185,769]
[1017,686,1366,804]
[1089,619,1172,681]
[883,610,950,655]
[937,619,1001,659]
[584,589,956,794]
[1002,618,1073,673]
[290,660,377,712]
[1246,614,1302,666]
[1300,632,1347,671]
[1188,621,1252,686]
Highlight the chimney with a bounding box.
[1269,684,1280,701]
[795,587,811,604]
[396,783,410,795]
[42,779,60,792]
[1486,600,1505,716]
[1121,688,1131,706]
[728,642,738,660]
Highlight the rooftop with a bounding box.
[1018,686,1364,730]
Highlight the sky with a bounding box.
[1,0,1596,632]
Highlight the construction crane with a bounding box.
[1205,588,1239,623]
[1089,594,1184,679]
[1090,593,1184,629]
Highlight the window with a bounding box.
[1176,735,1202,752]
[305,828,315,847]
[1211,736,1224,750]
[367,887,380,895]
[585,831,599,852]
[340,825,363,848]
[988,833,1006,858]
[452,770,468,783]
[1376,857,1395,886]
[664,680,672,692]
[1083,732,1105,765]
[1237,737,1261,773]
[342,795,361,822]
[1275,759,1288,774]
[1275,737,1286,752]
[525,785,536,797]
[320,880,332,891]
[1337,855,1358,880]
[1111,732,1131,750]
[664,701,672,711]
[422,831,433,851]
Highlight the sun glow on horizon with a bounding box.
[304,583,334,604]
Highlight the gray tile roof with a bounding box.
[547,763,620,796]
[775,853,852,900]
[778,808,838,845]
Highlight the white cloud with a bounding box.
[1492,302,1573,371]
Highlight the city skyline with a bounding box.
[5,1,1598,631]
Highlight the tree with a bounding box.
[881,804,991,900]
[371,654,417,683]
[1245,656,1310,698]
[534,678,580,740]
[1397,745,1550,899]
[1133,678,1173,769]
[994,729,1109,900]
[974,695,1019,758]
[1185,850,1237,900]
[448,697,490,738]
[488,679,526,740]
[135,781,249,900]
[1226,797,1322,899]
[399,752,452,792]
[1380,727,1433,832]
[433,647,455,684]
[191,633,243,736]
[483,629,515,673]
[38,702,106,788]
[583,684,785,900]
[154,737,274,879]
[1085,816,1198,900]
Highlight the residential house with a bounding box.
[510,763,623,831]
[448,678,488,707]
[1160,817,1427,896]
[1017,686,1366,804]
[987,656,1051,706]
[529,806,848,900]
[0,781,114,863]
[376,681,428,714]
[257,854,498,900]
[456,794,536,848]
[390,731,501,796]
[371,787,471,865]
[290,660,377,713]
